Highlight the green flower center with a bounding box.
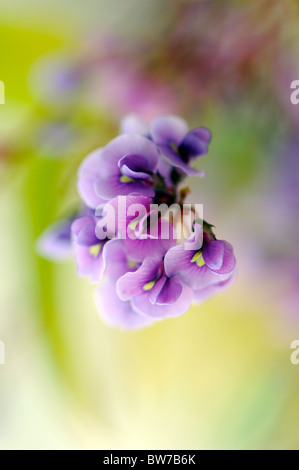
[191,250,205,267]
[143,280,157,291]
[89,244,102,258]
[120,174,134,183]
[127,260,138,269]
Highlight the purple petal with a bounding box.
[179,127,211,160]
[120,114,150,136]
[116,257,162,301]
[164,242,232,290]
[155,276,182,305]
[202,240,225,271]
[156,155,173,186]
[164,243,197,278]
[77,149,106,209]
[103,239,138,281]
[99,134,159,178]
[36,219,72,261]
[132,282,193,319]
[157,144,205,177]
[213,241,236,274]
[185,263,232,290]
[75,219,99,247]
[72,216,94,238]
[95,280,156,330]
[72,217,105,283]
[151,115,188,146]
[95,175,155,199]
[119,154,151,179]
[193,272,236,303]
[124,219,176,262]
[148,275,167,304]
[72,243,104,283]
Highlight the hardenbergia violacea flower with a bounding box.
[37,114,236,329]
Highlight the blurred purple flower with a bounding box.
[36,218,74,262]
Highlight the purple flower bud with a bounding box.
[36,219,73,261]
[150,115,209,176]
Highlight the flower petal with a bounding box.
[179,127,211,160]
[72,217,104,283]
[77,148,105,209]
[124,219,176,262]
[151,115,188,146]
[164,241,232,290]
[100,134,159,177]
[36,219,73,261]
[156,277,182,305]
[202,240,225,271]
[102,239,135,281]
[119,154,152,179]
[95,280,155,330]
[158,144,205,177]
[213,241,236,274]
[116,257,162,301]
[132,282,193,319]
[75,219,99,247]
[95,175,155,199]
[193,271,236,303]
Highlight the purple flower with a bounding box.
[117,256,193,319]
[38,114,236,330]
[120,114,211,181]
[151,115,211,176]
[36,218,73,261]
[77,149,107,209]
[71,216,106,283]
[164,223,236,291]
[120,114,175,185]
[101,240,192,323]
[94,239,156,330]
[80,134,159,201]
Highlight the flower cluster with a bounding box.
[38,115,236,329]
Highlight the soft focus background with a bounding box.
[0,0,299,450]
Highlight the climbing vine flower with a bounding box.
[38,114,236,330]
